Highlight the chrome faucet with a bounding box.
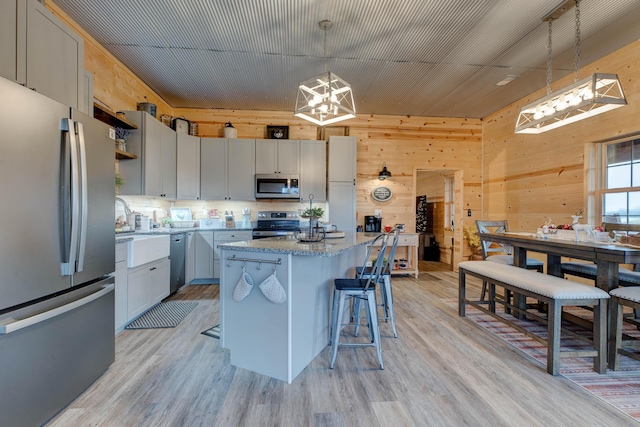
[115,197,132,216]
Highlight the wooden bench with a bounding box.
[609,287,640,370]
[458,260,610,375]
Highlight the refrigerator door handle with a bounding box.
[61,118,80,276]
[0,284,114,334]
[75,121,89,272]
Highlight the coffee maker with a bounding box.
[364,215,382,232]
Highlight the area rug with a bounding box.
[125,301,198,329]
[448,300,640,422]
[201,324,221,339]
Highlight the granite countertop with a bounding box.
[218,232,381,256]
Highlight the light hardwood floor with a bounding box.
[47,262,636,426]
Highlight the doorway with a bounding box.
[414,168,464,271]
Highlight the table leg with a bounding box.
[597,260,618,365]
[512,247,527,318]
[547,254,562,277]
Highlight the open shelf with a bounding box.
[93,102,138,129]
[115,149,137,160]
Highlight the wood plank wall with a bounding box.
[482,39,640,232]
[45,2,517,267]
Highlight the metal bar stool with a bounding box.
[355,228,400,337]
[330,233,389,370]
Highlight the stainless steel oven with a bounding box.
[252,211,301,239]
[255,174,299,199]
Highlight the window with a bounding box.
[444,175,455,229]
[600,138,640,225]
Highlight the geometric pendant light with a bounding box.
[294,20,356,126]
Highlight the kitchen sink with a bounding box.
[127,234,170,268]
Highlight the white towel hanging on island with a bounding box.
[233,267,254,302]
[259,271,286,304]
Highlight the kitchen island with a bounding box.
[218,233,380,383]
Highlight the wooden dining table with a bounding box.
[478,232,640,292]
[479,231,640,363]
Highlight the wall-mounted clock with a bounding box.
[371,186,393,202]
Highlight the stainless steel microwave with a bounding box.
[255,174,300,199]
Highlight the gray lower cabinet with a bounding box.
[0,0,85,112]
[119,111,177,198]
[114,243,128,331]
[213,230,252,279]
[194,230,214,280]
[185,231,196,283]
[126,258,170,320]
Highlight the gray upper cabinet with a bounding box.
[328,136,357,231]
[200,138,227,200]
[1,0,85,112]
[201,138,255,201]
[119,111,177,198]
[255,139,300,174]
[299,140,326,202]
[328,136,356,183]
[0,0,20,82]
[177,133,201,200]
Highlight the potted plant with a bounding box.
[114,127,130,151]
[463,224,482,260]
[301,207,324,218]
[115,173,124,193]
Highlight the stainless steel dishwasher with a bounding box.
[170,233,186,294]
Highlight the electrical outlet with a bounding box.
[374,209,382,217]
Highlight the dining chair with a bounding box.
[475,220,544,301]
[355,228,401,338]
[330,233,389,370]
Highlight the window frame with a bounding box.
[597,135,640,225]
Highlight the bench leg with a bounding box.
[609,296,624,371]
[547,301,562,375]
[594,299,607,374]
[458,270,466,317]
[489,282,496,314]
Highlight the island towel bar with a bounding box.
[226,255,282,267]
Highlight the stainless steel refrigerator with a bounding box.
[0,78,115,427]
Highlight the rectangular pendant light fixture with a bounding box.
[514,73,626,134]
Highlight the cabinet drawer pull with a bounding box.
[150,267,157,271]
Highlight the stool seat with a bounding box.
[335,278,377,291]
[610,287,640,303]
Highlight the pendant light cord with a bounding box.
[323,26,327,73]
[574,0,581,82]
[546,18,553,95]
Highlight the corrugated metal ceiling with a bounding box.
[51,0,640,118]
